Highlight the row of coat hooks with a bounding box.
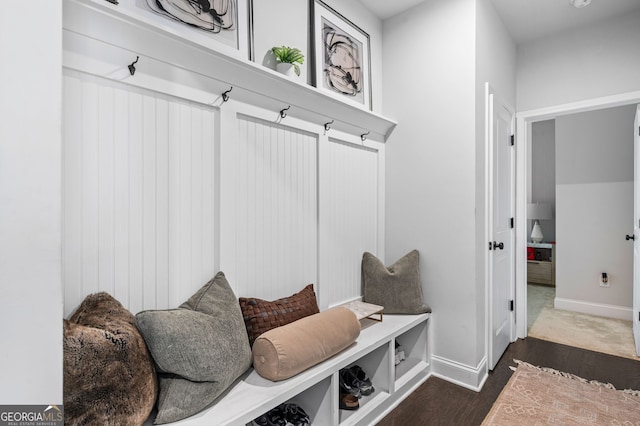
[127,56,370,141]
[324,119,368,141]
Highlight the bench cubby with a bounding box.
[394,317,429,392]
[157,313,430,426]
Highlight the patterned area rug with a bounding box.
[482,360,640,425]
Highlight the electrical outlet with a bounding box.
[599,273,610,287]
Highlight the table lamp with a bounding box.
[527,203,552,243]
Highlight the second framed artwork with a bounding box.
[311,0,372,110]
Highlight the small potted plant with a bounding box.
[272,46,304,77]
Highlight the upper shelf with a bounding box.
[63,0,397,142]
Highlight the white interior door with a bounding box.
[488,89,516,370]
[633,105,640,356]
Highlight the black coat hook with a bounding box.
[361,131,370,142]
[280,105,290,119]
[222,87,233,102]
[128,56,139,76]
[324,120,334,131]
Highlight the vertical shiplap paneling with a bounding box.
[63,73,83,312]
[322,139,379,307]
[98,83,115,298]
[190,108,203,297]
[177,103,193,305]
[81,78,100,298]
[62,70,218,316]
[234,115,318,300]
[127,89,144,313]
[155,97,170,309]
[142,93,157,311]
[113,84,130,307]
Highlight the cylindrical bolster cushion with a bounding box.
[252,307,360,381]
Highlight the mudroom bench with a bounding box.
[155,313,430,426]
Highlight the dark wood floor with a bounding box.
[378,337,640,425]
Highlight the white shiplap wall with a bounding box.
[320,139,381,306]
[232,114,318,300]
[62,67,384,316]
[63,70,218,316]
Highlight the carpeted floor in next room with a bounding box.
[527,284,637,360]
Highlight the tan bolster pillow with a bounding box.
[252,307,361,381]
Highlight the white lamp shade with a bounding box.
[527,203,552,220]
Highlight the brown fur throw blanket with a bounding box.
[64,292,157,425]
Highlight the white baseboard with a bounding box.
[554,297,633,321]
[430,355,488,392]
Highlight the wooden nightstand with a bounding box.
[527,243,555,286]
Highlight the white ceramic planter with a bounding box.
[276,62,296,77]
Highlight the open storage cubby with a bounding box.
[246,377,333,426]
[339,343,391,425]
[152,313,430,425]
[394,318,429,391]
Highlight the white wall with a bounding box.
[252,0,310,80]
[555,105,635,316]
[384,0,515,388]
[531,120,556,242]
[253,0,383,112]
[0,1,63,404]
[383,0,477,374]
[517,9,640,112]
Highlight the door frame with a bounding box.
[634,105,640,356]
[514,90,640,338]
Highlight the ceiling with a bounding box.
[360,0,640,44]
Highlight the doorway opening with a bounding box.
[515,91,640,359]
[526,106,636,359]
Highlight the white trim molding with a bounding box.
[554,298,633,321]
[431,355,488,392]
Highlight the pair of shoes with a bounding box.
[281,403,310,426]
[339,368,361,399]
[253,403,310,426]
[340,365,375,398]
[339,392,359,410]
[350,365,375,396]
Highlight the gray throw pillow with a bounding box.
[362,250,431,314]
[136,271,252,424]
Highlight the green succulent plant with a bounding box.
[272,46,304,76]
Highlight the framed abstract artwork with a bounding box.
[146,0,250,57]
[311,0,371,110]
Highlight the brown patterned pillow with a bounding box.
[64,292,157,426]
[239,284,320,346]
